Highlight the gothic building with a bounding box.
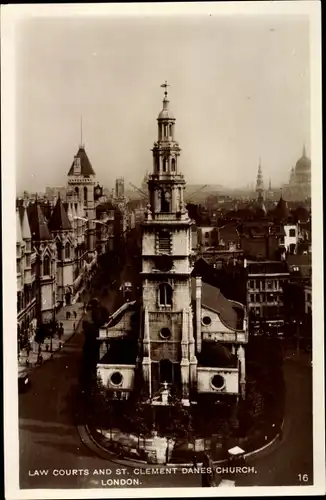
[97,87,248,406]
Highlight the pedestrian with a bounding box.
[73,322,76,331]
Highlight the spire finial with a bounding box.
[160,80,170,99]
[80,116,84,148]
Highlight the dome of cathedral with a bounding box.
[295,148,311,175]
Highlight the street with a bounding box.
[19,258,201,489]
[19,251,313,490]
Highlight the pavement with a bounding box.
[18,301,85,371]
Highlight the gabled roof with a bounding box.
[67,146,95,176]
[48,197,72,232]
[191,278,244,331]
[27,203,53,242]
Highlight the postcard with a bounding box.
[2,1,325,498]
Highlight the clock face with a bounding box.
[155,256,173,272]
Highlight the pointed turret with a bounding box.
[274,193,289,221]
[27,202,53,242]
[48,196,72,233]
[16,208,23,244]
[67,146,95,177]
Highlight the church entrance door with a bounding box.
[159,359,173,385]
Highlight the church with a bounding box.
[97,86,248,406]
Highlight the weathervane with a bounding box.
[160,80,170,98]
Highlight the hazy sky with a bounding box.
[16,14,310,193]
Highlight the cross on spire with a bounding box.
[160,80,170,98]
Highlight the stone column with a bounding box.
[181,308,190,403]
[196,276,202,353]
[188,308,198,393]
[142,306,152,398]
[237,344,246,398]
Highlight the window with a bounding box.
[110,372,123,387]
[169,124,172,137]
[205,232,209,239]
[202,316,212,326]
[159,283,172,306]
[289,229,296,237]
[43,256,50,276]
[160,328,171,340]
[210,375,225,391]
[171,158,176,171]
[249,280,255,289]
[267,281,273,290]
[307,293,311,303]
[158,230,171,254]
[280,237,285,244]
[163,158,167,172]
[84,186,88,203]
[250,294,255,303]
[65,243,71,259]
[16,260,21,275]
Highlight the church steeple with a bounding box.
[255,159,265,201]
[147,83,187,217]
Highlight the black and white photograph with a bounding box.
[2,2,324,498]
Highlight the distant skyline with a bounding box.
[16,14,310,194]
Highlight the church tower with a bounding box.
[141,83,197,404]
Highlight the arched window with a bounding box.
[169,124,172,138]
[43,256,50,276]
[159,283,172,306]
[84,187,88,203]
[65,243,70,259]
[171,158,176,171]
[75,187,79,196]
[163,158,167,173]
[56,241,61,260]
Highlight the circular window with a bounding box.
[202,316,212,326]
[160,328,171,340]
[211,375,225,391]
[110,372,123,387]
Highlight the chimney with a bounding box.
[196,276,202,353]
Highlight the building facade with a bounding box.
[245,259,290,335]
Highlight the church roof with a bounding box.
[191,278,244,331]
[67,146,95,176]
[99,338,138,365]
[48,197,72,232]
[197,342,238,368]
[27,202,53,242]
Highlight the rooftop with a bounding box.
[67,146,96,177]
[191,278,244,331]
